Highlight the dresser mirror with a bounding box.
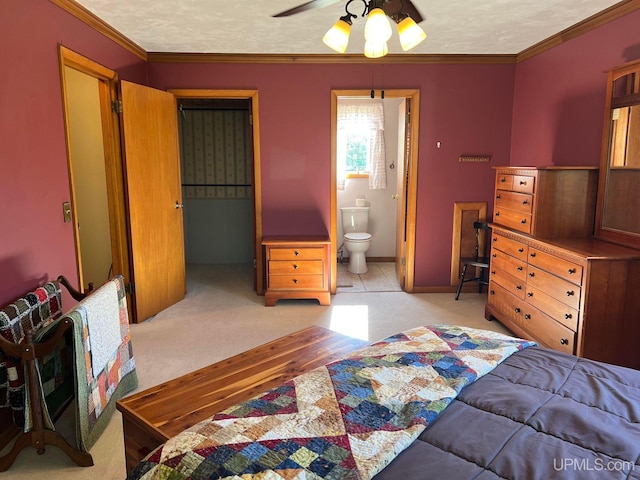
[595,59,640,249]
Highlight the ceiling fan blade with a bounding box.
[273,0,342,17]
[382,0,424,23]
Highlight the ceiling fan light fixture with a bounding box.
[364,7,392,42]
[364,39,389,58]
[396,15,426,51]
[322,16,352,53]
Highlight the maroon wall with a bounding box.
[510,9,640,167]
[2,1,640,307]
[0,0,146,306]
[148,62,516,287]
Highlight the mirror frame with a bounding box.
[594,58,640,249]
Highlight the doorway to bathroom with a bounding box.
[330,89,420,294]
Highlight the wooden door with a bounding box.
[120,81,186,322]
[395,98,410,288]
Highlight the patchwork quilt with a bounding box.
[129,325,536,480]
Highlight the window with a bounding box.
[337,100,387,189]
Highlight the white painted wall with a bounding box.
[337,97,404,259]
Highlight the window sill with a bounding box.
[346,173,369,179]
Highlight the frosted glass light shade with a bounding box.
[364,8,392,42]
[323,19,352,53]
[364,40,388,58]
[397,16,426,51]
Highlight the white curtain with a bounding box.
[337,100,387,190]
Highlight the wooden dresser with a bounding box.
[486,227,640,369]
[493,166,598,237]
[486,167,640,370]
[262,236,331,306]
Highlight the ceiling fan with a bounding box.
[273,0,424,24]
[273,0,427,58]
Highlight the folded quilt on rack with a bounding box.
[65,275,138,452]
[129,325,536,480]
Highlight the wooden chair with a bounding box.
[455,222,490,300]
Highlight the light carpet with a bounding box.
[0,263,510,479]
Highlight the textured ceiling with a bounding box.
[74,0,623,55]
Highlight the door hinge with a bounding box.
[112,100,123,114]
[253,258,257,268]
[125,282,135,295]
[401,257,406,266]
[249,114,253,125]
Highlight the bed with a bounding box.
[126,325,640,480]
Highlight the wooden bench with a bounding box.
[116,326,368,473]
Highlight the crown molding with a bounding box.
[50,0,147,60]
[51,0,640,65]
[145,53,517,64]
[516,0,640,62]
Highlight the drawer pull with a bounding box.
[565,313,573,319]
[496,194,501,199]
[518,247,524,253]
[514,308,521,313]
[517,266,523,271]
[293,264,299,269]
[530,252,536,258]
[294,251,300,256]
[522,200,528,205]
[560,338,569,346]
[491,270,496,275]
[520,219,527,224]
[293,279,298,284]
[519,180,527,185]
[516,285,522,290]
[524,314,531,320]
[493,237,498,242]
[529,272,535,278]
[492,253,497,258]
[490,290,495,295]
[500,177,507,183]
[527,292,533,297]
[568,268,576,274]
[495,212,500,217]
[566,290,575,297]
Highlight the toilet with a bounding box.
[340,206,373,274]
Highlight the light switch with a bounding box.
[62,202,72,223]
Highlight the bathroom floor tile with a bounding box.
[336,262,401,293]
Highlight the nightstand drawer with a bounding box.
[269,248,325,261]
[269,274,324,290]
[268,260,323,275]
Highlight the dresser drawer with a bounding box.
[268,274,324,290]
[527,266,581,310]
[495,190,533,214]
[490,249,527,282]
[526,285,579,331]
[495,174,514,191]
[494,208,532,234]
[512,175,535,194]
[528,248,583,285]
[269,247,325,261]
[518,305,575,354]
[488,282,525,325]
[490,269,526,300]
[491,233,528,261]
[268,260,323,275]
